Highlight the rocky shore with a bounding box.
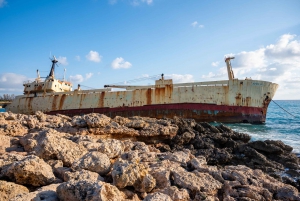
[0,111,299,201]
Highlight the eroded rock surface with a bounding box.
[0,112,299,201]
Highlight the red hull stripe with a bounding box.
[46,103,266,124]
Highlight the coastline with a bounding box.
[0,111,299,200]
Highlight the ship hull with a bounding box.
[46,103,268,124]
[6,79,278,123]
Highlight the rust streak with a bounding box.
[98,92,105,108]
[146,88,152,105]
[59,94,66,110]
[52,95,59,111]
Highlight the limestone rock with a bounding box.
[143,192,172,201]
[11,183,59,201]
[149,167,171,189]
[0,135,10,153]
[97,139,125,158]
[71,116,87,127]
[84,113,111,128]
[0,121,28,137]
[159,186,190,201]
[20,129,87,166]
[112,158,156,192]
[0,180,29,201]
[63,169,104,182]
[172,169,222,195]
[57,180,123,201]
[72,151,111,175]
[3,155,55,186]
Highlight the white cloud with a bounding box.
[109,0,117,4]
[129,0,153,6]
[75,55,81,61]
[70,75,84,83]
[111,57,132,69]
[199,24,204,28]
[0,0,7,8]
[70,73,93,84]
[211,61,219,67]
[85,73,93,79]
[141,0,152,4]
[165,74,194,83]
[0,73,30,94]
[191,21,198,27]
[57,56,68,66]
[202,34,300,99]
[86,51,102,63]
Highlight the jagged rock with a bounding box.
[243,146,284,170]
[249,141,284,154]
[11,183,59,201]
[113,116,131,125]
[112,158,156,192]
[20,129,87,166]
[0,180,29,201]
[57,180,123,201]
[0,153,26,176]
[63,169,104,182]
[0,121,28,137]
[172,168,222,195]
[97,139,125,158]
[72,151,111,175]
[0,135,10,153]
[3,155,55,186]
[84,113,111,128]
[265,140,293,152]
[158,186,190,201]
[71,116,87,127]
[149,167,171,189]
[126,119,148,129]
[222,165,300,201]
[143,192,172,201]
[161,150,192,166]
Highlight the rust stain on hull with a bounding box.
[47,103,267,124]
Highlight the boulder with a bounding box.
[57,180,123,201]
[97,139,125,158]
[3,155,55,186]
[20,129,87,166]
[143,192,172,201]
[84,113,111,128]
[0,135,10,153]
[159,186,190,201]
[11,183,59,201]
[63,169,104,182]
[112,158,156,192]
[72,151,111,175]
[0,180,29,201]
[149,167,171,189]
[172,169,222,195]
[249,141,284,154]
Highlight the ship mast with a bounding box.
[48,56,58,78]
[225,57,235,80]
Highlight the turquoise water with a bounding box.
[224,100,300,154]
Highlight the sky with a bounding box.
[0,0,299,99]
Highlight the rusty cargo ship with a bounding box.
[5,56,278,123]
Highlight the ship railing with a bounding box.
[23,80,35,85]
[104,80,229,90]
[173,80,229,87]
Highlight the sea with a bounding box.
[224,100,300,155]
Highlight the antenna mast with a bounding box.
[225,57,235,80]
[48,56,58,78]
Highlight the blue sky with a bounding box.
[0,0,300,99]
